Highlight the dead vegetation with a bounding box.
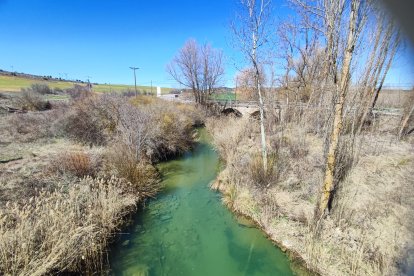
[214,1,412,274]
[0,176,137,276]
[0,90,202,275]
[207,104,414,275]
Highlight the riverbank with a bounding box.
[109,129,295,275]
[0,90,201,275]
[206,116,414,276]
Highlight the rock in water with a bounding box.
[236,215,256,228]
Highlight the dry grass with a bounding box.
[0,176,139,276]
[375,89,413,109]
[5,110,65,143]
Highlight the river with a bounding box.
[109,130,294,275]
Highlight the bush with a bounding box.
[65,84,90,100]
[16,90,51,111]
[51,151,101,178]
[116,99,198,161]
[29,83,54,95]
[122,90,139,97]
[63,109,106,145]
[53,87,64,94]
[61,95,123,145]
[249,153,278,187]
[62,99,107,145]
[129,95,157,106]
[107,145,161,197]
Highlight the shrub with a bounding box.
[249,152,278,187]
[63,109,106,145]
[51,151,100,178]
[62,99,107,145]
[16,90,51,111]
[121,90,138,97]
[62,95,124,145]
[29,83,54,95]
[288,136,309,158]
[66,84,90,100]
[107,145,161,197]
[129,95,157,106]
[53,87,64,94]
[116,99,199,161]
[115,103,156,159]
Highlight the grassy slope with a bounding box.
[0,75,172,94]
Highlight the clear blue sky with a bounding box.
[0,0,412,88]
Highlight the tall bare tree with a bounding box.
[289,0,403,216]
[167,39,224,105]
[317,0,369,216]
[232,0,273,172]
[278,17,325,103]
[356,9,402,132]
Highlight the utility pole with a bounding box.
[129,66,139,96]
[151,80,153,95]
[85,75,92,93]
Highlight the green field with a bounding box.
[0,75,172,94]
[210,92,236,101]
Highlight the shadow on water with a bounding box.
[109,129,296,276]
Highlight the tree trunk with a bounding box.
[357,29,400,133]
[317,0,359,216]
[257,72,268,172]
[399,104,414,139]
[252,29,268,173]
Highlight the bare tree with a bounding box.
[167,39,224,105]
[356,8,402,132]
[231,0,273,173]
[235,67,267,100]
[318,0,369,216]
[278,17,325,103]
[288,1,403,216]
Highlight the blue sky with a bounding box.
[0,0,412,88]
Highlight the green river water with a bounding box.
[109,130,295,276]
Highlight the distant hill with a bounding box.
[0,70,172,94]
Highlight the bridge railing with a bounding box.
[207,99,403,116]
